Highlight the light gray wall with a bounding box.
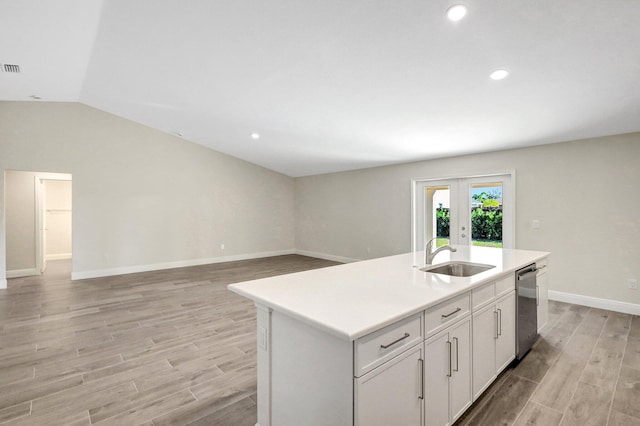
[5,171,38,272]
[0,101,295,281]
[2,101,639,308]
[295,133,640,305]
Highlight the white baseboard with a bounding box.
[549,290,640,316]
[71,249,296,280]
[6,268,39,279]
[294,249,361,264]
[45,253,72,261]
[0,279,6,289]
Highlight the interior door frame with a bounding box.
[411,171,516,266]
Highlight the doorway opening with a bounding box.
[5,170,72,278]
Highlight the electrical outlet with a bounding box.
[220,243,225,250]
[628,279,638,290]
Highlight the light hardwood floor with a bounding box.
[456,298,640,426]
[1,256,639,425]
[0,256,339,425]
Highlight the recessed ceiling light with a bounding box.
[29,95,41,100]
[174,131,184,137]
[490,69,509,80]
[251,133,260,140]
[446,4,468,21]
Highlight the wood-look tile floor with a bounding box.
[2,257,639,425]
[456,300,640,426]
[0,256,339,425]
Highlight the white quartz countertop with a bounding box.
[228,246,549,341]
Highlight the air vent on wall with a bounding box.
[3,64,21,73]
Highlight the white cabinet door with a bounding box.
[472,304,497,399]
[355,344,423,426]
[449,318,472,422]
[472,290,516,401]
[425,332,451,426]
[424,317,472,426]
[537,268,549,332]
[496,291,516,372]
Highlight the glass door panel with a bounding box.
[469,182,503,248]
[428,186,451,248]
[457,175,512,249]
[412,180,458,261]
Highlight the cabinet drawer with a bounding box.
[495,274,514,297]
[354,313,422,377]
[424,292,470,337]
[472,282,495,309]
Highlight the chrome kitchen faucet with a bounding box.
[425,237,457,265]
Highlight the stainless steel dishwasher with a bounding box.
[516,264,538,359]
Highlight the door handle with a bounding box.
[518,270,538,280]
[497,309,502,336]
[536,285,540,306]
[494,310,499,339]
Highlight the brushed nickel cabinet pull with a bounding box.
[418,358,424,400]
[380,332,410,349]
[453,337,459,372]
[441,307,461,318]
[446,341,452,377]
[494,310,499,339]
[497,308,502,336]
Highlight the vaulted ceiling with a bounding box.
[2,0,639,176]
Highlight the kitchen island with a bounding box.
[229,246,549,426]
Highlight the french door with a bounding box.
[412,173,514,261]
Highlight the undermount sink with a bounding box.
[420,261,495,277]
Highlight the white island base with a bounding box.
[229,247,549,426]
[256,305,354,425]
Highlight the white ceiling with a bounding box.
[2,0,640,177]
